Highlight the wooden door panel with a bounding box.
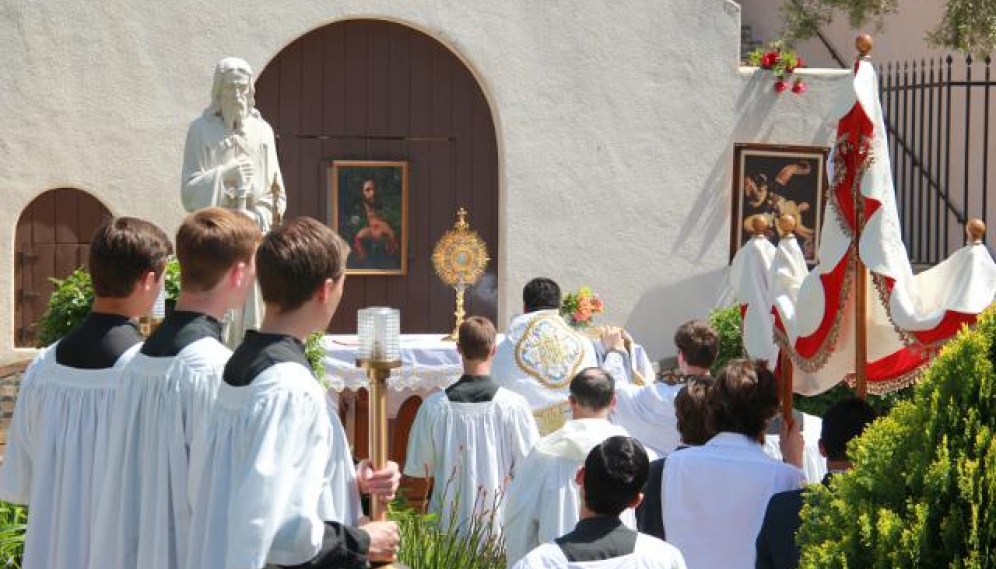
[14,189,111,347]
[256,20,499,334]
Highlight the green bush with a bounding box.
[0,501,27,569]
[798,306,996,568]
[709,305,746,376]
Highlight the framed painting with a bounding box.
[730,143,829,265]
[330,160,409,275]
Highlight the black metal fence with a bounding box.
[879,55,995,266]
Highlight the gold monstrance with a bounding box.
[432,208,490,341]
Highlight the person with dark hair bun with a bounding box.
[493,277,599,436]
[511,436,686,569]
[660,359,805,569]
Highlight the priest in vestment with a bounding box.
[185,218,399,569]
[89,209,259,569]
[181,57,286,344]
[404,316,539,536]
[503,367,633,567]
[511,436,687,569]
[493,277,598,435]
[0,217,173,569]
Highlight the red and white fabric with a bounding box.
[735,58,996,394]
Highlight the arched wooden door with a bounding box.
[255,20,499,333]
[14,189,112,347]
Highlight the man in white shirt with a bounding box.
[185,218,399,569]
[512,436,686,569]
[662,359,805,569]
[404,316,539,536]
[493,277,598,435]
[503,367,633,566]
[0,217,173,569]
[609,321,717,457]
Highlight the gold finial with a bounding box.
[745,215,770,237]
[856,34,873,58]
[777,214,797,237]
[454,207,469,230]
[967,218,986,244]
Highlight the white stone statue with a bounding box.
[182,57,286,344]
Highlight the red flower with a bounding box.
[773,80,789,93]
[796,56,805,68]
[792,80,807,94]
[760,51,779,69]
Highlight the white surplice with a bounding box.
[185,362,361,569]
[88,338,229,569]
[493,310,599,435]
[662,433,805,569]
[503,418,634,567]
[403,388,539,535]
[763,411,828,485]
[0,343,139,569]
[511,533,687,569]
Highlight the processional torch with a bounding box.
[355,307,406,568]
[432,208,490,341]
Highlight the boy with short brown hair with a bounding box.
[90,207,260,569]
[0,216,172,569]
[186,217,399,569]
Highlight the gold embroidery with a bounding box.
[533,401,570,436]
[513,315,586,390]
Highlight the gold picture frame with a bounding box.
[731,143,829,265]
[330,160,409,275]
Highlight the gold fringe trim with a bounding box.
[842,361,926,395]
[773,247,858,373]
[533,401,570,436]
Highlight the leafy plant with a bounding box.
[37,268,94,347]
[305,331,327,384]
[798,306,996,567]
[0,501,27,569]
[164,256,181,304]
[389,479,506,569]
[747,41,808,94]
[709,305,746,376]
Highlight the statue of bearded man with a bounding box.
[181,57,286,343]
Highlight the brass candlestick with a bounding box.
[432,208,490,341]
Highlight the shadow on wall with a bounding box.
[623,266,732,361]
[673,72,779,262]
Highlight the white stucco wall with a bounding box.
[0,0,855,364]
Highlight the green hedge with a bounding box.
[798,305,996,567]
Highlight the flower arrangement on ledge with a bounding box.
[748,42,807,94]
[561,286,604,328]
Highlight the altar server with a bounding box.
[0,217,173,569]
[503,367,633,567]
[662,359,804,569]
[88,208,259,569]
[511,436,686,569]
[185,217,399,569]
[405,316,539,536]
[493,277,599,435]
[608,321,717,457]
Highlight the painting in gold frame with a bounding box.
[730,143,828,265]
[330,160,409,275]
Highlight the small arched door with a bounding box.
[14,188,112,347]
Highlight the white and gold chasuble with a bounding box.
[493,310,598,435]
